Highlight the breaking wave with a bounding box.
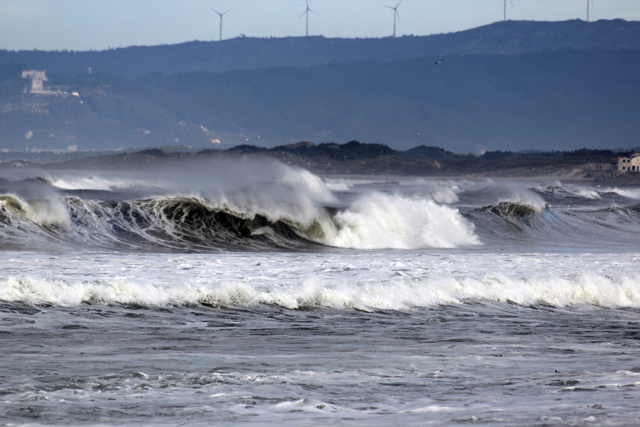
[4,161,640,252]
[3,271,640,310]
[1,192,481,252]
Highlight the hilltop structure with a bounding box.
[21,70,47,93]
[21,70,67,96]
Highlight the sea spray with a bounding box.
[2,164,484,250]
[431,188,459,204]
[1,194,69,226]
[321,192,481,249]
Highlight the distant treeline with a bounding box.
[226,140,633,160]
[2,140,634,173]
[445,148,636,172]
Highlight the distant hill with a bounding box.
[3,141,635,182]
[1,20,639,153]
[1,20,639,77]
[1,48,639,153]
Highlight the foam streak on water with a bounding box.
[1,250,640,426]
[2,252,640,310]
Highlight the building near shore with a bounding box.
[613,153,640,172]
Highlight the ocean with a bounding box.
[1,156,640,426]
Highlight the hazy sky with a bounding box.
[2,0,639,51]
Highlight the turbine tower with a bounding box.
[587,0,594,22]
[385,0,402,38]
[504,0,513,21]
[299,0,318,37]
[211,8,231,41]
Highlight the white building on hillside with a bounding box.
[22,70,48,93]
[22,70,68,96]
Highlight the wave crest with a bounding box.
[3,272,640,310]
[1,190,481,251]
[321,193,481,249]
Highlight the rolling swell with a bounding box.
[587,203,640,230]
[6,172,640,251]
[2,185,484,251]
[465,197,640,249]
[1,194,318,252]
[466,201,579,245]
[486,201,539,221]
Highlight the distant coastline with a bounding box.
[2,141,640,184]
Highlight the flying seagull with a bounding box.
[435,60,444,65]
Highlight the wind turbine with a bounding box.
[504,0,514,21]
[587,0,594,22]
[211,8,231,41]
[300,0,318,37]
[385,0,402,38]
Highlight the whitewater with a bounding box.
[2,156,640,426]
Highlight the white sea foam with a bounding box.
[431,188,459,204]
[48,175,136,191]
[319,192,480,249]
[542,183,602,200]
[607,187,640,200]
[573,188,601,200]
[4,271,638,310]
[322,178,353,192]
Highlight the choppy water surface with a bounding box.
[1,158,640,426]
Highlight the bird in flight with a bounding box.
[435,59,444,65]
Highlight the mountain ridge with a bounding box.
[1,20,639,153]
[1,19,639,77]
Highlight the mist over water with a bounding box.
[2,157,640,426]
[1,157,486,251]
